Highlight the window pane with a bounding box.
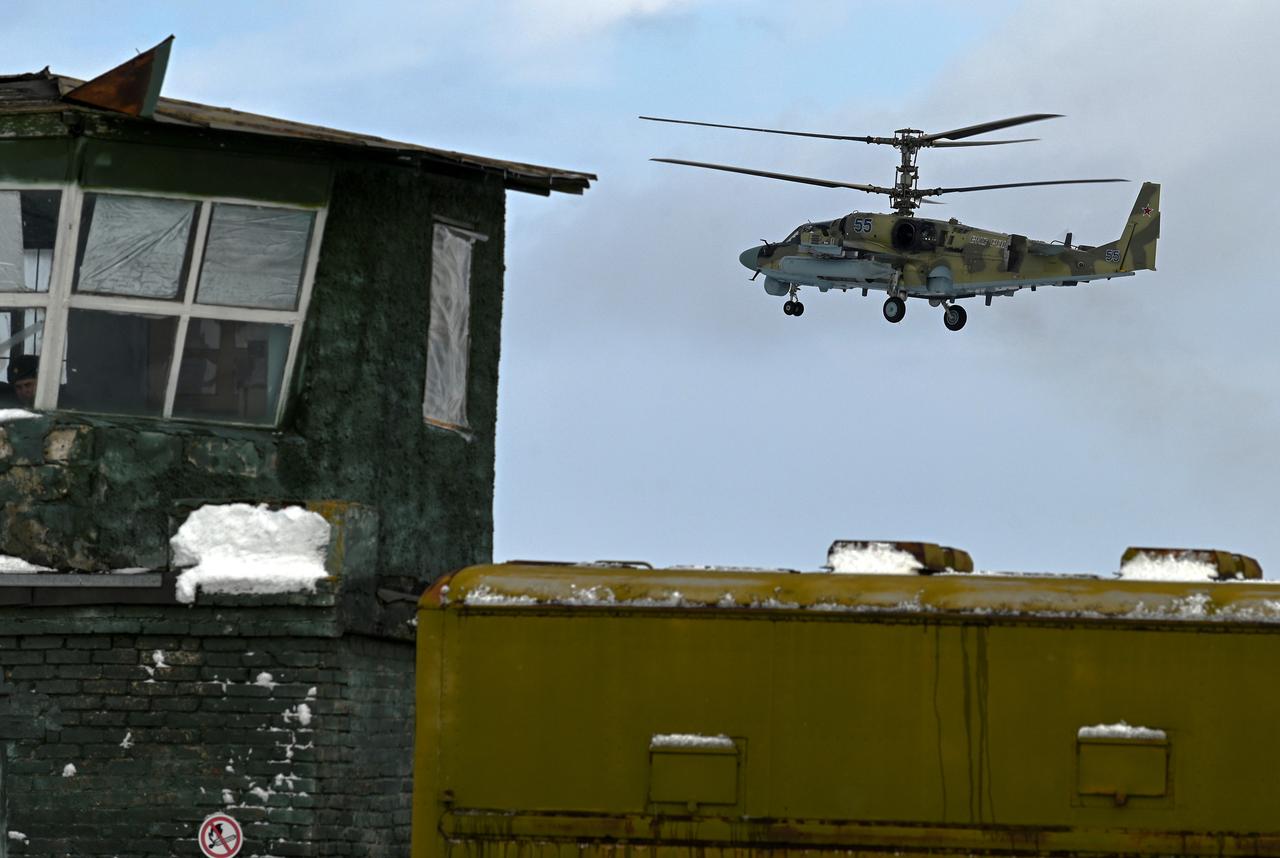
[0,307,44,409]
[60,310,178,417]
[197,204,313,310]
[75,194,196,300]
[0,190,61,293]
[172,319,291,424]
[423,223,473,429]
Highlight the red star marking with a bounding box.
[1141,206,1153,216]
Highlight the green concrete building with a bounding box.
[0,41,592,856]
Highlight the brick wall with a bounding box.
[0,596,415,857]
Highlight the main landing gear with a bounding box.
[942,303,967,331]
[882,296,906,323]
[882,295,967,331]
[783,285,804,317]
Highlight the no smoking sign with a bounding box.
[198,813,243,858]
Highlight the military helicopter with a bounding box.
[643,114,1160,331]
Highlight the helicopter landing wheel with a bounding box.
[783,301,795,315]
[943,304,967,331]
[792,301,804,316]
[883,296,906,323]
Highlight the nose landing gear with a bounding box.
[782,285,804,317]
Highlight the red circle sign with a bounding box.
[198,814,243,858]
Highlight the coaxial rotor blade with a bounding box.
[641,116,882,144]
[921,114,1062,143]
[651,158,893,195]
[931,138,1039,148]
[921,178,1128,196]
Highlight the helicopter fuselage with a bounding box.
[742,208,1140,304]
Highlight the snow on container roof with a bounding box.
[827,540,973,575]
[427,562,1280,626]
[1120,546,1262,581]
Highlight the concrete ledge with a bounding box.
[0,573,163,588]
[0,570,174,605]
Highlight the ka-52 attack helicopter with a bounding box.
[643,113,1160,331]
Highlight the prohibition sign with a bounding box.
[198,813,243,858]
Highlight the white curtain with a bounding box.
[423,223,477,431]
[0,192,25,292]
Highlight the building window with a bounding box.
[0,189,60,408]
[0,186,325,424]
[423,222,485,433]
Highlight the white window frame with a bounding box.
[0,182,328,427]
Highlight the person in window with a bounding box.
[4,355,38,408]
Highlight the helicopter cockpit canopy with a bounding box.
[783,221,832,243]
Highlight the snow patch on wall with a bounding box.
[828,542,923,575]
[61,763,75,777]
[171,503,331,603]
[1078,720,1167,741]
[650,733,735,750]
[283,703,312,727]
[0,408,37,423]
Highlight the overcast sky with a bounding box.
[9,1,1280,575]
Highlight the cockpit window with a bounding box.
[784,221,834,244]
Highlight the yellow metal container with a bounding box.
[414,562,1280,858]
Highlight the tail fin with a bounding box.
[1118,182,1160,271]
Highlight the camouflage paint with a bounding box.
[745,183,1161,301]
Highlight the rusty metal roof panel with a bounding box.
[0,71,64,111]
[62,36,172,119]
[145,93,595,194]
[0,70,593,195]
